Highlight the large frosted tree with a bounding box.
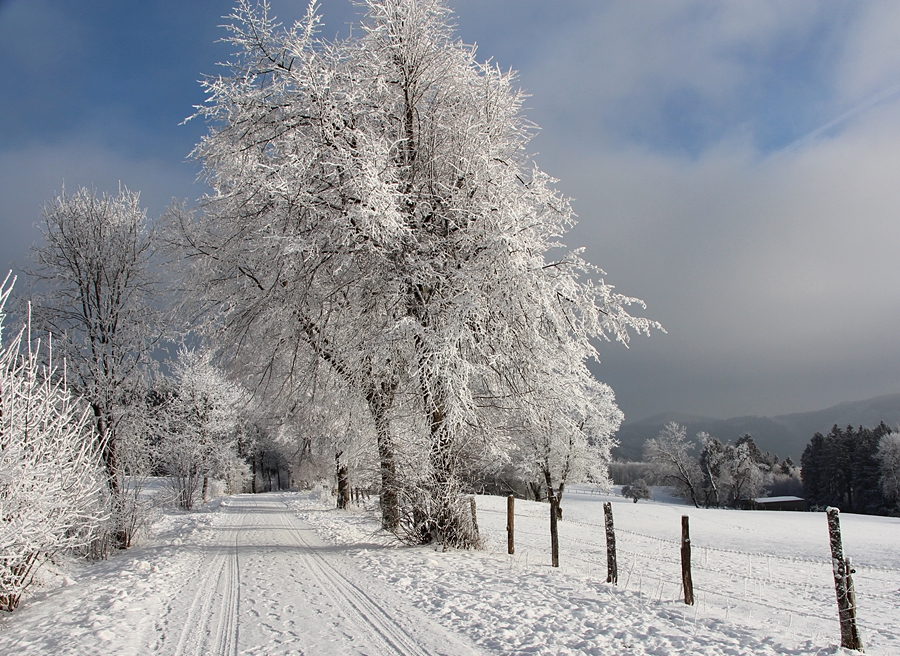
[178,0,657,544]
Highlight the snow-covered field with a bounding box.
[1,485,897,655]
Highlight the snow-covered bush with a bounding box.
[0,276,108,611]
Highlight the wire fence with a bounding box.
[476,501,900,652]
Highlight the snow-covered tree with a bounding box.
[28,186,165,547]
[0,275,108,611]
[767,455,802,497]
[645,422,702,508]
[271,367,377,507]
[622,479,651,503]
[178,0,657,545]
[698,432,726,508]
[723,435,769,506]
[157,348,248,509]
[513,376,621,512]
[697,432,774,507]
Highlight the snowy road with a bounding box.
[0,494,480,656]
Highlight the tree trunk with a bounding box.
[556,482,565,520]
[549,492,560,567]
[543,471,560,566]
[202,476,209,504]
[469,497,480,545]
[336,452,350,510]
[415,343,471,547]
[703,462,720,508]
[372,402,399,531]
[93,402,128,548]
[92,402,119,495]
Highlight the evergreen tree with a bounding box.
[801,432,825,508]
[801,423,895,515]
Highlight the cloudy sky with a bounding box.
[2,0,899,422]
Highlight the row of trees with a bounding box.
[642,420,900,516]
[643,422,800,508]
[3,0,656,606]
[801,423,899,515]
[2,181,271,609]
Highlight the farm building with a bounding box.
[736,496,805,511]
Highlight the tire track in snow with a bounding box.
[167,501,244,656]
[211,500,242,656]
[269,498,432,656]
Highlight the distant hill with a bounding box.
[612,393,900,462]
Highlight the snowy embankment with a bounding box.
[1,485,898,655]
[295,485,900,655]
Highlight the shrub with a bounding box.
[622,479,652,503]
[0,276,108,611]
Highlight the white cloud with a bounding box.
[448,1,900,419]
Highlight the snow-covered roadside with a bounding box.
[0,502,226,654]
[290,487,900,655]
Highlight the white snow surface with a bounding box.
[1,484,898,655]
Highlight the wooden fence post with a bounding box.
[470,496,480,542]
[827,507,864,652]
[604,502,618,584]
[507,495,515,555]
[549,492,560,567]
[681,515,694,605]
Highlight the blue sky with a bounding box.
[2,0,900,423]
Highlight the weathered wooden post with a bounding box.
[507,495,515,555]
[549,491,560,567]
[827,507,864,652]
[681,515,694,605]
[604,502,618,584]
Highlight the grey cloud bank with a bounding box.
[1,0,898,423]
